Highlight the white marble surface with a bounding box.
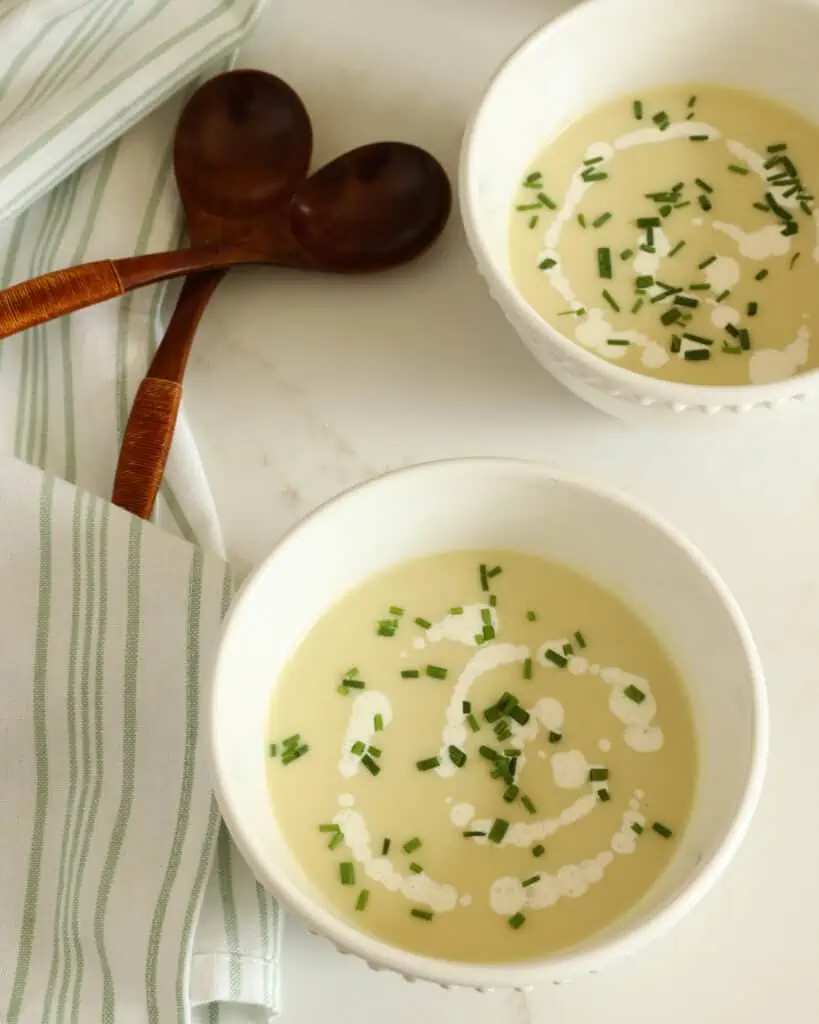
[187,0,819,1019]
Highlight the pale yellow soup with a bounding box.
[267,551,698,962]
[509,85,819,385]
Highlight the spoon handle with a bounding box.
[0,246,238,341]
[111,269,225,519]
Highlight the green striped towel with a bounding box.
[0,454,278,1023]
[0,2,283,1021]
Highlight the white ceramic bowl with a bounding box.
[461,0,819,422]
[211,459,767,990]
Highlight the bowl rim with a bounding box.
[459,0,819,406]
[210,457,769,989]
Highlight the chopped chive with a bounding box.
[801,201,813,216]
[725,323,740,338]
[343,669,359,681]
[508,912,526,930]
[782,221,799,237]
[589,767,609,781]
[597,248,613,279]
[516,203,541,211]
[652,111,670,131]
[488,819,509,843]
[689,135,709,142]
[791,252,802,269]
[409,862,423,874]
[503,785,519,803]
[584,156,605,166]
[356,889,370,911]
[695,178,713,194]
[523,658,533,680]
[504,748,522,757]
[389,606,404,617]
[319,823,340,833]
[462,700,471,713]
[548,730,562,744]
[668,240,686,258]
[728,164,749,176]
[715,290,731,303]
[768,143,788,153]
[463,830,486,838]
[557,308,586,317]
[487,565,502,579]
[482,625,495,641]
[765,192,793,220]
[747,302,758,317]
[489,595,497,607]
[689,283,710,291]
[268,743,277,757]
[377,622,397,637]
[526,610,537,622]
[509,706,530,726]
[620,248,635,261]
[631,822,645,835]
[633,99,643,120]
[683,332,713,346]
[367,745,382,757]
[539,258,557,271]
[636,275,654,288]
[361,755,380,776]
[601,289,620,312]
[574,631,586,649]
[449,745,467,768]
[416,757,440,771]
[722,343,742,354]
[597,788,611,802]
[411,908,434,921]
[637,217,661,229]
[414,617,432,630]
[351,740,366,756]
[466,713,480,733]
[479,745,498,761]
[740,329,751,351]
[426,665,448,680]
[381,838,391,855]
[339,862,355,885]
[593,212,613,229]
[670,335,681,354]
[631,298,644,314]
[282,734,300,747]
[582,171,608,183]
[659,204,673,218]
[524,171,543,186]
[684,349,710,362]
[687,94,697,108]
[401,669,420,679]
[698,194,712,212]
[624,683,646,703]
[660,308,682,326]
[698,255,717,269]
[521,795,537,814]
[674,295,698,308]
[479,563,489,591]
[337,685,349,695]
[577,213,587,228]
[373,714,384,733]
[481,608,492,626]
[450,606,464,615]
[532,844,546,858]
[528,215,539,229]
[537,192,557,210]
[281,744,309,765]
[328,831,344,850]
[755,268,769,281]
[344,678,365,690]
[753,202,770,213]
[545,649,568,668]
[522,874,540,887]
[652,822,673,838]
[607,338,630,346]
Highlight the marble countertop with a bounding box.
[186,0,819,1019]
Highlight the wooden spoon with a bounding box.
[111,69,313,519]
[0,141,451,339]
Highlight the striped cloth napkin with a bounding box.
[0,2,283,1021]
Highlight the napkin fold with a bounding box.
[0,1,282,1020]
[0,455,226,1022]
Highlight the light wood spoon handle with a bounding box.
[0,261,124,337]
[111,270,225,519]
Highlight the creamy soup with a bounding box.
[267,551,698,962]
[509,85,819,385]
